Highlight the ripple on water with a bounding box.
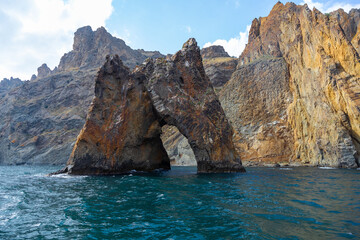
[0,165,359,239]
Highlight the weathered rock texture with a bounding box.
[0,26,163,165]
[0,78,23,97]
[161,125,196,166]
[58,26,163,71]
[37,64,52,79]
[67,56,170,174]
[0,69,96,165]
[201,45,231,59]
[201,46,237,88]
[219,57,293,166]
[223,2,360,168]
[65,39,244,174]
[161,45,237,166]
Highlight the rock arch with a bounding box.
[62,39,245,175]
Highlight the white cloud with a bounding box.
[203,25,251,58]
[185,26,192,33]
[301,0,360,13]
[0,0,113,80]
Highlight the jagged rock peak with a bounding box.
[58,26,164,72]
[0,77,23,96]
[201,45,230,59]
[37,63,52,79]
[73,26,95,52]
[182,37,198,50]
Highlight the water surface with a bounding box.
[0,165,359,239]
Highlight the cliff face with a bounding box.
[223,2,360,167]
[0,26,164,165]
[219,57,294,166]
[0,78,23,97]
[65,39,244,174]
[201,46,237,88]
[0,69,96,165]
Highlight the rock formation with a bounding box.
[219,57,293,165]
[221,2,360,168]
[0,77,23,97]
[63,39,244,174]
[0,26,164,165]
[66,55,170,174]
[201,45,231,59]
[201,46,237,88]
[58,26,163,71]
[161,125,196,166]
[37,64,52,79]
[161,46,237,166]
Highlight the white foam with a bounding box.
[318,167,336,170]
[49,173,87,179]
[279,168,293,170]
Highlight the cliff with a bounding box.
[58,26,163,71]
[0,77,23,97]
[221,2,360,167]
[64,39,244,174]
[201,46,237,88]
[0,26,164,165]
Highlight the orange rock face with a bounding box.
[66,56,170,175]
[225,2,360,167]
[219,57,294,166]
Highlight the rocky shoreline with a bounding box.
[1,2,360,172]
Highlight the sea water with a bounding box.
[0,165,359,239]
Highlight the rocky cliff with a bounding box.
[221,2,360,168]
[0,77,23,97]
[219,57,293,166]
[63,39,244,174]
[161,46,237,166]
[58,26,163,71]
[0,26,164,165]
[201,46,237,88]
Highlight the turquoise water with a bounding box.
[0,166,359,239]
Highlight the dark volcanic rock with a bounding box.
[37,64,52,79]
[58,26,163,71]
[66,55,170,175]
[0,77,23,97]
[201,45,230,59]
[0,69,96,165]
[201,46,237,88]
[64,38,244,174]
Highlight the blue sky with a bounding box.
[106,0,279,54]
[1,0,360,80]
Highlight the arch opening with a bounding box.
[161,125,197,167]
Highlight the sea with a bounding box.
[0,165,359,239]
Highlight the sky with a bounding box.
[1,0,360,80]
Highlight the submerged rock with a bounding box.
[64,38,245,175]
